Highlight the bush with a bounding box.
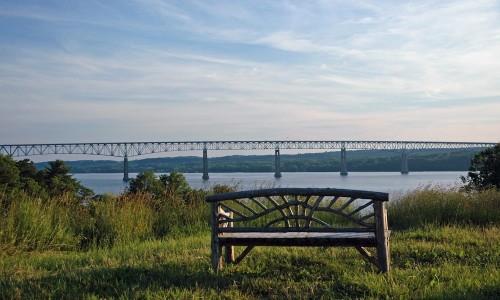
[0,181,228,254]
[0,155,92,201]
[388,186,500,229]
[0,190,79,254]
[78,193,156,248]
[462,143,500,190]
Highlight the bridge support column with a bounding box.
[202,148,209,180]
[123,156,129,182]
[340,147,348,176]
[274,149,282,178]
[401,151,409,174]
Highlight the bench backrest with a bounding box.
[206,188,389,233]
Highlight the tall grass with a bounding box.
[3,185,498,254]
[0,188,211,254]
[388,186,500,229]
[77,193,157,249]
[0,191,78,254]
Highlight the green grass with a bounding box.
[0,189,211,253]
[388,186,500,229]
[0,226,498,299]
[0,186,499,299]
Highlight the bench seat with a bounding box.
[218,232,377,247]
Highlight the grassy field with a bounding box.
[1,187,499,299]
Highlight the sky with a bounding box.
[1,0,499,146]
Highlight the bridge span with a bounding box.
[1,141,496,181]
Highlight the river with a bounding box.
[74,171,466,195]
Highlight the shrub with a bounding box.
[0,190,78,254]
[0,182,228,254]
[461,143,500,190]
[78,193,156,248]
[388,186,500,229]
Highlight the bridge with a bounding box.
[1,141,496,181]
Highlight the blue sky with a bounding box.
[1,0,499,144]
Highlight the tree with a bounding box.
[0,154,20,190]
[461,143,500,190]
[44,159,91,198]
[15,159,46,195]
[160,171,190,197]
[16,159,38,179]
[0,156,91,199]
[128,170,164,197]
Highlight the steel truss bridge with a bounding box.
[1,141,496,181]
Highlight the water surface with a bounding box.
[74,171,466,195]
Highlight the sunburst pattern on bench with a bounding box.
[206,188,390,273]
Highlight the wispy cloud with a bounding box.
[0,0,499,145]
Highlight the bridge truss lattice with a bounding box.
[0,141,495,158]
[1,141,496,181]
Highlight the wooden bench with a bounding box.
[206,188,390,273]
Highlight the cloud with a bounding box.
[0,0,499,145]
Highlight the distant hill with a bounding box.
[34,148,482,173]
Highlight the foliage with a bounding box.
[128,170,193,207]
[0,187,210,253]
[461,143,500,190]
[0,155,21,190]
[160,171,191,197]
[1,179,500,298]
[0,155,91,200]
[0,191,78,254]
[128,170,164,198]
[15,159,46,196]
[78,193,157,248]
[388,186,500,229]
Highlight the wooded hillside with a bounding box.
[35,148,483,173]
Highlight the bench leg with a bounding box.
[225,244,234,264]
[375,201,390,273]
[211,237,223,273]
[212,243,223,273]
[234,246,255,265]
[355,246,379,269]
[210,202,224,273]
[377,235,390,273]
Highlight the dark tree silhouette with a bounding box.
[462,143,500,190]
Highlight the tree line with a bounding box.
[0,156,92,200]
[37,148,484,173]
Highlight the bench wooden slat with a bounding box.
[305,195,323,228]
[218,226,375,233]
[206,188,389,202]
[218,232,377,247]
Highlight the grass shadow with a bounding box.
[1,261,252,298]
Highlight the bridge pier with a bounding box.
[202,148,209,180]
[123,156,129,182]
[401,151,409,174]
[340,147,348,176]
[274,149,282,178]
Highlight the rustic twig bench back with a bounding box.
[206,188,390,273]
